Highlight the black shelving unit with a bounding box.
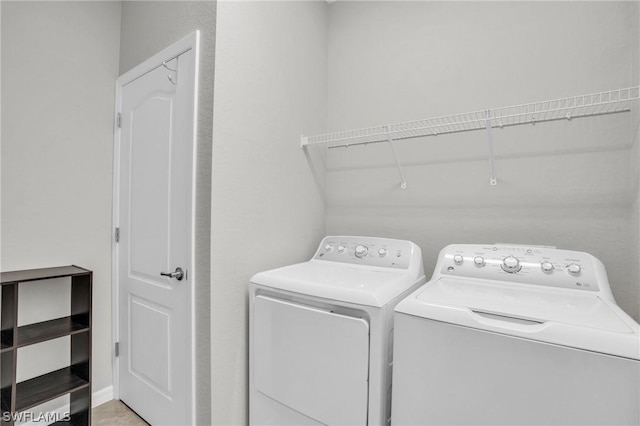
[1,266,92,426]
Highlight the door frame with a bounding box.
[111,31,199,424]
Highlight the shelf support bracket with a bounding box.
[300,135,327,200]
[484,110,498,186]
[384,126,407,189]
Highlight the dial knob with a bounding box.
[378,248,388,257]
[337,245,346,254]
[324,244,333,252]
[541,261,554,273]
[453,254,464,265]
[473,256,485,267]
[355,245,368,258]
[501,256,521,273]
[567,263,581,275]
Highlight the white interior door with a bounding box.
[114,33,198,426]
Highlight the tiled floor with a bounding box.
[92,400,149,426]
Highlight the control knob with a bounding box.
[567,263,581,275]
[473,256,485,267]
[453,254,464,265]
[540,261,554,273]
[324,244,333,252]
[355,245,368,258]
[337,245,346,254]
[378,248,388,257]
[501,256,521,273]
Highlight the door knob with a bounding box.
[160,267,184,281]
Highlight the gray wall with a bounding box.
[1,0,121,406]
[325,1,640,320]
[211,1,327,424]
[118,2,215,424]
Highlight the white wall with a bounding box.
[118,2,215,423]
[632,133,639,317]
[325,1,640,320]
[631,2,640,325]
[1,0,121,402]
[211,1,327,424]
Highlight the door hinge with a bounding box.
[116,112,121,128]
[115,342,120,357]
[115,227,120,243]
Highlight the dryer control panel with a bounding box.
[437,244,610,293]
[313,236,414,269]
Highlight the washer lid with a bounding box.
[396,278,640,359]
[250,260,423,307]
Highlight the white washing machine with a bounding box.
[392,244,640,426]
[249,236,425,426]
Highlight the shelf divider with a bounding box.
[0,266,91,286]
[0,342,12,354]
[14,366,89,413]
[16,317,89,348]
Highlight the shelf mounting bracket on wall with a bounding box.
[300,135,327,198]
[484,109,498,186]
[384,125,408,189]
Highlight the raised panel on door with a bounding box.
[128,95,173,287]
[128,295,171,397]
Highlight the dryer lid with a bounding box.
[396,278,640,360]
[250,260,423,307]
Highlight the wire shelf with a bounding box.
[302,87,640,149]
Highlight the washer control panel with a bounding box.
[439,244,602,291]
[314,236,412,269]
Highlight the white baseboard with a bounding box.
[92,386,114,408]
[16,386,114,426]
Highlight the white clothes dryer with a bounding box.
[249,236,425,426]
[392,244,640,426]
